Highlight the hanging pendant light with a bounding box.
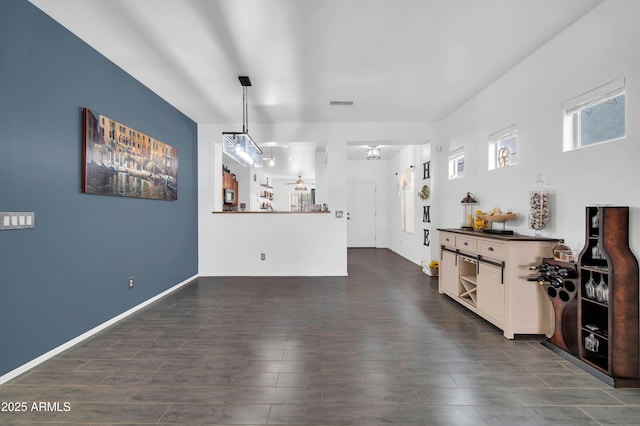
[222,76,263,167]
[268,147,275,167]
[366,145,381,160]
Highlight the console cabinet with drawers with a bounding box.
[438,229,558,339]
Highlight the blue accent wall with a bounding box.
[0,0,198,376]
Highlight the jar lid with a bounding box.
[460,192,478,204]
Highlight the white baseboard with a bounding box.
[0,274,198,386]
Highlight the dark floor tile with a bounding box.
[75,358,165,372]
[535,373,609,388]
[35,385,138,402]
[129,385,229,403]
[510,388,623,406]
[580,406,640,425]
[370,405,487,425]
[159,403,271,424]
[98,371,193,386]
[12,371,110,386]
[417,387,521,406]
[58,347,141,360]
[479,360,575,374]
[227,386,321,404]
[322,386,421,406]
[364,372,458,388]
[476,405,600,425]
[22,402,169,424]
[1,249,631,425]
[29,358,89,372]
[604,387,640,404]
[277,373,367,388]
[0,384,46,400]
[267,404,372,425]
[399,360,486,374]
[189,372,280,387]
[449,372,550,388]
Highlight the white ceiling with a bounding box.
[29,0,603,178]
[29,0,603,126]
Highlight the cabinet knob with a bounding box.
[464,242,468,246]
[488,247,494,251]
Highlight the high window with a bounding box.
[563,77,626,152]
[448,148,464,180]
[488,125,517,170]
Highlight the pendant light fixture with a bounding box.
[366,145,381,160]
[222,76,263,167]
[268,147,275,167]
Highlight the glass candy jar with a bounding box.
[473,210,490,231]
[528,173,551,234]
[460,192,478,229]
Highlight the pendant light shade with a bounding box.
[366,145,381,160]
[222,76,263,167]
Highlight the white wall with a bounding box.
[345,142,435,265]
[199,121,434,276]
[388,144,434,266]
[435,0,640,258]
[198,122,347,276]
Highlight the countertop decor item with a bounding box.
[479,208,516,235]
[460,192,478,229]
[529,173,551,234]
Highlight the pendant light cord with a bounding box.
[242,86,248,133]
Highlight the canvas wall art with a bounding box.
[82,108,178,200]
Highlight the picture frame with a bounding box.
[81,108,178,200]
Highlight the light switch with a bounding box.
[0,212,35,230]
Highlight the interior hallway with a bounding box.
[1,248,640,425]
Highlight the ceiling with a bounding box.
[29,0,603,126]
[29,0,603,177]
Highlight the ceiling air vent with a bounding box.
[329,101,354,106]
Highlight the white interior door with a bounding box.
[347,182,376,247]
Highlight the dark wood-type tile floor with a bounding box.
[2,248,640,425]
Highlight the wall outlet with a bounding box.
[128,277,134,289]
[261,253,266,261]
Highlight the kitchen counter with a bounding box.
[212,211,331,214]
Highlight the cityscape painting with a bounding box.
[81,108,178,200]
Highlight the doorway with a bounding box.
[347,181,376,247]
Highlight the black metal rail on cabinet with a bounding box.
[441,245,506,284]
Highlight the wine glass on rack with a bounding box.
[596,275,609,304]
[592,244,604,260]
[585,271,596,300]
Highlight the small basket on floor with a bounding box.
[421,261,439,277]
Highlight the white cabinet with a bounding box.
[477,261,504,324]
[440,249,459,296]
[438,229,556,339]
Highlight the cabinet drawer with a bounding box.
[478,240,506,259]
[440,232,456,248]
[456,236,477,251]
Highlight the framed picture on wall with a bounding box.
[81,108,178,200]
